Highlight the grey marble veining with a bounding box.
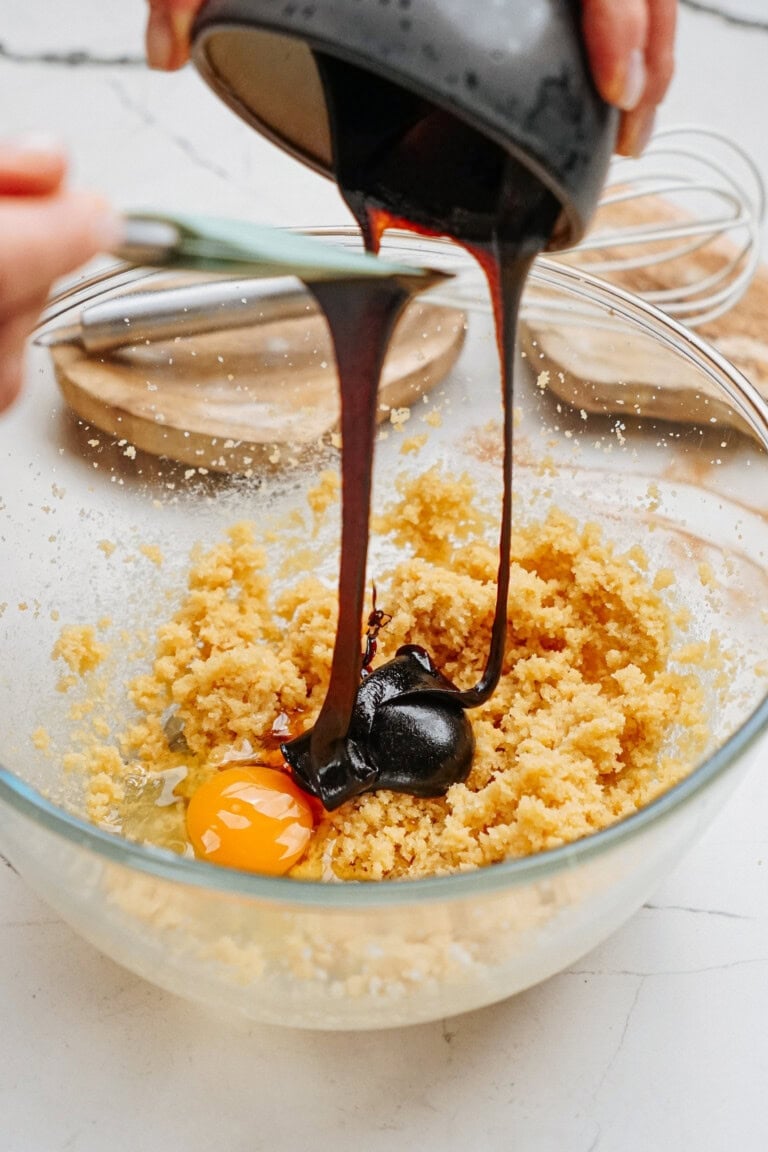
[0,41,145,67]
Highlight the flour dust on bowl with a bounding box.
[1,234,767,1029]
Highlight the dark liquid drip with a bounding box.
[362,205,547,707]
[282,56,560,810]
[302,276,411,768]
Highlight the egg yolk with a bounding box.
[186,766,314,875]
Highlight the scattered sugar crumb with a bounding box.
[626,545,648,571]
[674,607,692,631]
[52,625,106,676]
[139,544,164,567]
[31,727,51,752]
[698,562,717,588]
[653,569,675,591]
[400,434,428,456]
[646,482,661,512]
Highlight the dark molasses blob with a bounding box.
[282,645,474,810]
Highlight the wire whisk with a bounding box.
[556,124,765,328]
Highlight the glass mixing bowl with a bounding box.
[1,232,767,1030]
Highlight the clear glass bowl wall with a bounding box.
[0,232,766,1029]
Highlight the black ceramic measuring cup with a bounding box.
[190,0,618,248]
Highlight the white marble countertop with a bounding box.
[2,3,768,1149]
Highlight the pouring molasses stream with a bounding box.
[191,0,618,809]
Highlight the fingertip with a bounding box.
[146,8,174,70]
[617,48,646,112]
[146,2,196,70]
[582,0,649,108]
[168,8,195,69]
[0,190,120,314]
[0,136,68,196]
[644,0,678,104]
[644,48,676,105]
[0,291,52,413]
[616,106,657,158]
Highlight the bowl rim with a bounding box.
[3,238,768,908]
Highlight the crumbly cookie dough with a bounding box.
[59,467,708,881]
